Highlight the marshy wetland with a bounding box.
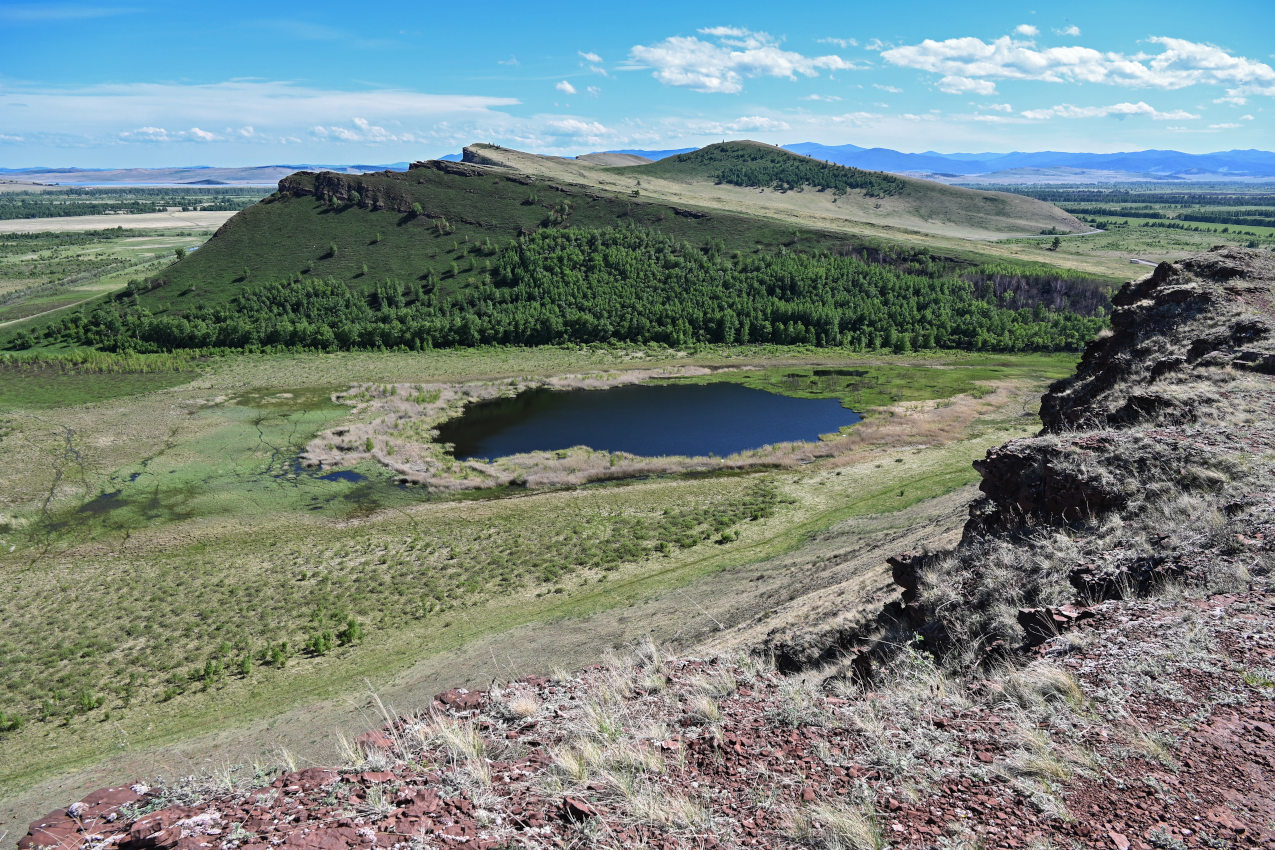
[0,345,1074,831]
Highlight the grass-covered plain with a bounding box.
[0,228,212,329]
[0,345,1075,801]
[990,183,1275,266]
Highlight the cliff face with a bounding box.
[893,247,1275,664]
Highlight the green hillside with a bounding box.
[7,144,1116,355]
[133,159,871,312]
[615,141,906,196]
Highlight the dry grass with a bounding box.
[786,800,887,850]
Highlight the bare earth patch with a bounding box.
[302,368,1023,492]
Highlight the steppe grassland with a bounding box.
[0,346,1074,794]
[460,145,1134,279]
[0,228,213,324]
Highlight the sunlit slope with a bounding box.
[140,141,1116,315]
[468,141,1088,242]
[146,159,874,311]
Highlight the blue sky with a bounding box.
[1,0,1272,166]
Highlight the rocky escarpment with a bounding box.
[892,247,1275,664]
[17,248,1275,850]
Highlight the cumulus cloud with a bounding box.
[311,118,422,143]
[817,37,858,48]
[555,80,577,95]
[987,103,1014,112]
[1015,24,1039,37]
[686,115,792,134]
[883,34,1275,90]
[540,117,612,146]
[628,26,859,93]
[938,76,997,95]
[1055,25,1081,36]
[119,126,222,142]
[1021,101,1200,120]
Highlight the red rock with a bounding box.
[18,819,81,850]
[1110,832,1131,850]
[354,730,395,754]
[561,796,599,822]
[435,687,484,712]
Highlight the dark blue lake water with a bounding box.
[437,382,860,460]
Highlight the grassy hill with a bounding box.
[135,157,884,312]
[468,141,1093,249]
[5,143,1117,354]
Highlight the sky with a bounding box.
[1,0,1272,167]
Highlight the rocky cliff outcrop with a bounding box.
[890,247,1275,664]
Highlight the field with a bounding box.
[0,229,218,331]
[987,183,1275,266]
[0,186,269,222]
[0,344,1074,833]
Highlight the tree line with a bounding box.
[29,227,1107,354]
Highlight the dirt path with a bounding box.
[0,293,102,329]
[0,485,977,836]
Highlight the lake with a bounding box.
[437,381,861,460]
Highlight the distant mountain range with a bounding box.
[6,143,1275,186]
[612,143,1275,183]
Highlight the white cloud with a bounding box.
[498,55,519,66]
[1209,122,1241,129]
[1021,101,1200,120]
[1054,25,1081,36]
[555,80,577,95]
[629,27,859,93]
[1241,114,1255,120]
[1,81,518,138]
[311,118,421,143]
[818,37,858,48]
[987,103,1014,112]
[545,118,609,135]
[578,51,603,63]
[802,94,843,102]
[1015,24,1039,37]
[586,86,601,97]
[883,34,1275,90]
[686,115,792,135]
[1215,94,1248,105]
[873,83,902,93]
[118,126,222,142]
[541,117,612,146]
[0,133,25,142]
[0,80,522,155]
[938,76,997,95]
[864,38,887,52]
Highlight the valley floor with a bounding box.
[0,347,1067,837]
